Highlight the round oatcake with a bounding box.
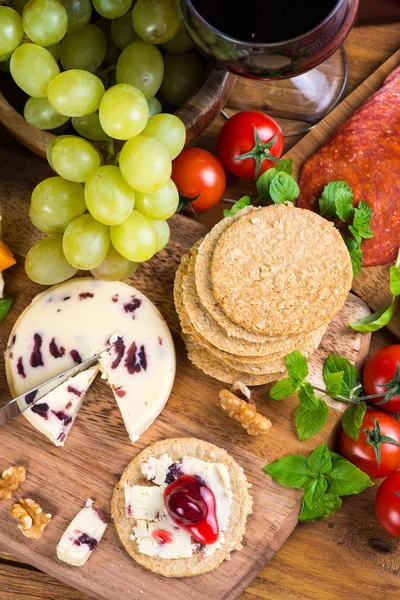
[211,203,352,337]
[112,437,253,577]
[184,335,284,385]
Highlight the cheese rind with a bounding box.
[57,499,108,567]
[6,278,176,443]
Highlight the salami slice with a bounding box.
[297,65,400,266]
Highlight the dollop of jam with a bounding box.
[164,474,219,545]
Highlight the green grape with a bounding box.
[47,69,105,117]
[142,113,185,159]
[22,0,68,46]
[135,179,178,220]
[30,176,86,231]
[119,135,171,193]
[0,7,24,60]
[50,136,103,182]
[71,112,106,141]
[132,0,180,45]
[85,165,135,226]
[92,0,131,19]
[99,83,148,140]
[162,27,194,53]
[191,13,217,45]
[24,96,69,130]
[147,96,161,116]
[29,205,66,234]
[11,0,29,16]
[61,24,106,72]
[25,235,78,285]
[63,214,110,270]
[152,219,170,252]
[111,11,139,49]
[95,17,120,64]
[111,209,157,262]
[46,134,74,168]
[10,43,60,98]
[62,0,91,33]
[45,42,61,61]
[90,243,138,281]
[116,40,163,99]
[160,50,204,107]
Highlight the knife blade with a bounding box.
[0,347,111,426]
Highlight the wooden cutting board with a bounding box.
[0,143,371,600]
[285,48,400,340]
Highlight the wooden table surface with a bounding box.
[2,17,400,600]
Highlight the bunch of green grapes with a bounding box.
[0,0,205,285]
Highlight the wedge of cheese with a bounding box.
[6,278,176,443]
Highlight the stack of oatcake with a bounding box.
[174,203,352,385]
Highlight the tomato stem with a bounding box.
[233,127,281,179]
[361,416,400,467]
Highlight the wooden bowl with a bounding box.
[0,62,236,159]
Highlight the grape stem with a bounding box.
[105,136,117,166]
[97,64,116,78]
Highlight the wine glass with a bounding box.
[176,0,360,135]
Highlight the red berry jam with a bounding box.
[152,529,174,545]
[164,474,219,545]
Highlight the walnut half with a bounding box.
[219,383,272,436]
[10,497,52,539]
[0,465,26,501]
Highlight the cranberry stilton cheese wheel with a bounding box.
[5,278,176,444]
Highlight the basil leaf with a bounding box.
[308,443,332,475]
[390,266,400,296]
[303,475,328,509]
[299,493,342,523]
[324,371,344,397]
[269,378,297,400]
[286,350,308,387]
[256,159,293,201]
[323,354,361,400]
[0,298,13,323]
[295,383,329,441]
[342,234,362,277]
[264,454,312,488]
[341,401,367,441]
[319,181,353,221]
[352,202,373,239]
[223,196,251,218]
[269,172,300,204]
[326,451,373,496]
[349,302,394,333]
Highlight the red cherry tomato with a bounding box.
[375,470,400,538]
[339,409,400,478]
[363,345,400,413]
[171,147,226,213]
[217,110,284,179]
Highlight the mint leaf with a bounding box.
[295,383,329,441]
[264,454,311,488]
[256,159,292,201]
[303,475,327,509]
[341,401,367,441]
[324,371,344,397]
[269,172,300,204]
[352,202,373,239]
[286,350,308,387]
[319,181,353,221]
[323,354,361,400]
[308,443,332,475]
[0,298,13,323]
[326,451,373,496]
[390,266,400,296]
[269,378,297,400]
[299,493,342,523]
[349,302,394,333]
[223,196,251,218]
[342,234,362,277]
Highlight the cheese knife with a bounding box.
[0,347,110,426]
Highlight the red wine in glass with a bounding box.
[177,0,360,134]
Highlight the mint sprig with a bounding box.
[256,159,299,204]
[0,298,13,322]
[264,443,373,522]
[223,196,251,218]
